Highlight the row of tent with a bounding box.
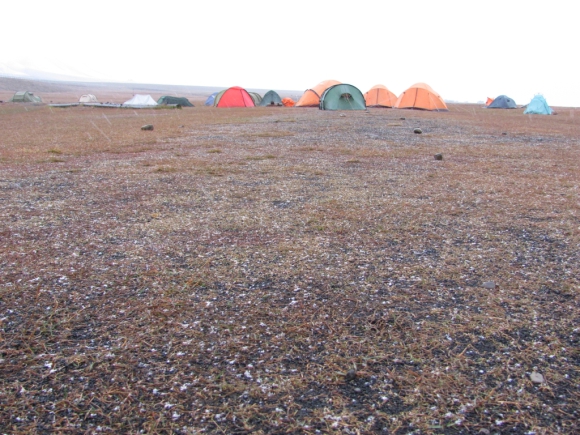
[485,94,553,115]
[205,81,449,111]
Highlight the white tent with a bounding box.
[122,94,157,107]
[79,94,98,103]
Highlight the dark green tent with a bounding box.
[248,92,262,106]
[319,84,366,110]
[9,91,42,103]
[259,90,283,106]
[157,96,194,107]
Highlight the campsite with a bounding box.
[1,76,579,434]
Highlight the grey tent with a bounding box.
[319,84,366,110]
[9,91,42,103]
[487,95,517,109]
[157,96,194,107]
[259,90,283,106]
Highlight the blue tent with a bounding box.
[524,95,552,115]
[487,95,517,109]
[204,92,218,106]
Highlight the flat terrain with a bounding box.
[1,93,579,434]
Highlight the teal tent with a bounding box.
[319,84,366,110]
[259,90,283,106]
[523,95,552,115]
[157,96,194,107]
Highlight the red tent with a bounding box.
[215,86,255,108]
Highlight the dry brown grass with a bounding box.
[1,101,579,434]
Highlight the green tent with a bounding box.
[319,84,366,110]
[259,90,283,106]
[523,95,552,115]
[157,96,194,107]
[248,92,262,106]
[9,91,42,103]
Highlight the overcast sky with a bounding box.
[2,1,577,106]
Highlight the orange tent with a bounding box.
[281,98,295,107]
[485,97,494,106]
[295,80,341,107]
[364,84,398,108]
[394,83,448,111]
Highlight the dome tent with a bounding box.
[248,92,262,106]
[79,94,98,103]
[395,83,448,111]
[205,92,218,106]
[9,91,42,103]
[214,87,255,108]
[296,80,341,107]
[487,95,516,109]
[319,84,366,111]
[523,95,552,115]
[259,90,283,106]
[364,84,398,108]
[157,96,194,107]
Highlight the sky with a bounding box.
[1,1,578,106]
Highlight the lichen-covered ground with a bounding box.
[1,103,579,434]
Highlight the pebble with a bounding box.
[530,372,544,383]
[141,124,154,131]
[345,369,357,381]
[354,387,362,393]
[414,128,422,134]
[483,281,496,289]
[434,153,443,160]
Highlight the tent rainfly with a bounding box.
[487,95,517,109]
[364,84,398,108]
[259,90,283,106]
[157,96,194,106]
[523,95,552,115]
[9,91,42,103]
[485,97,494,106]
[214,87,255,107]
[319,84,366,111]
[395,83,448,111]
[123,94,158,107]
[295,80,341,107]
[248,92,262,106]
[79,94,98,103]
[281,98,295,107]
[204,92,218,106]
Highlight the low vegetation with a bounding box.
[1,102,579,434]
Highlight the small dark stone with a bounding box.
[502,132,507,135]
[141,124,154,131]
[400,117,406,120]
[414,128,422,134]
[345,369,357,382]
[434,153,443,160]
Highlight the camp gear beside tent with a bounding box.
[485,97,494,106]
[523,95,552,115]
[205,92,218,106]
[319,84,366,111]
[296,80,341,107]
[79,94,98,103]
[249,92,262,106]
[157,96,194,107]
[259,90,284,106]
[395,83,448,111]
[364,84,398,108]
[9,91,42,103]
[214,87,255,107]
[282,98,295,107]
[487,95,516,109]
[123,94,158,107]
